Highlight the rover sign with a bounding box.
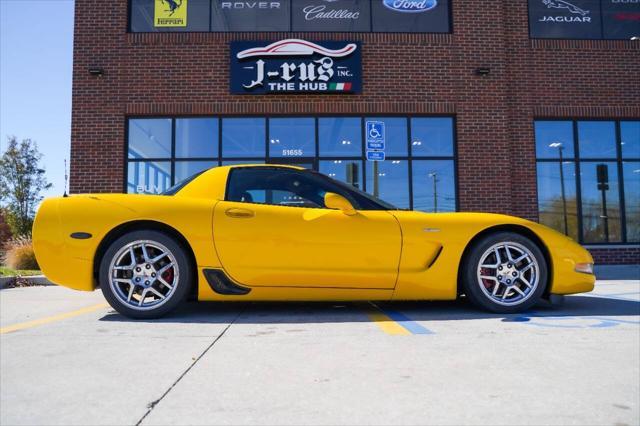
[230,39,362,94]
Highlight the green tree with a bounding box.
[0,137,52,237]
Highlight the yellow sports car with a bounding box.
[33,165,595,319]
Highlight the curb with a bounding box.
[0,275,53,289]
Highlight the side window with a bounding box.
[226,168,340,208]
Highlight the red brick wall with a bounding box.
[70,0,640,263]
[589,248,640,265]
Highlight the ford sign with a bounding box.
[382,0,438,13]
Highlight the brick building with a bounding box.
[70,0,640,264]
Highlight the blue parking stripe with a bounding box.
[380,308,435,335]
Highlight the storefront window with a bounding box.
[365,117,408,156]
[536,161,579,241]
[580,161,622,243]
[621,121,640,159]
[366,160,410,209]
[128,118,172,159]
[535,119,639,244]
[269,118,315,158]
[127,161,171,194]
[318,118,362,157]
[174,161,216,182]
[222,118,266,158]
[175,118,218,158]
[319,160,362,189]
[623,162,640,243]
[577,121,617,159]
[412,160,456,213]
[127,116,457,212]
[410,118,454,157]
[535,120,575,159]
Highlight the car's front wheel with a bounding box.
[462,232,548,313]
[99,230,192,319]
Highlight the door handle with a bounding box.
[225,208,255,219]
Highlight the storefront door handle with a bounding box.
[225,208,255,219]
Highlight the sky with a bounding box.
[0,0,74,199]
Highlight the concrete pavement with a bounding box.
[1,281,638,426]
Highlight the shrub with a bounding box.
[2,236,39,271]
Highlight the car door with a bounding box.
[213,167,402,289]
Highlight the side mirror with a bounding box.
[324,192,356,216]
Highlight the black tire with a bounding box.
[461,232,548,314]
[99,230,193,319]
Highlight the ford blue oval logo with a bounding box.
[382,0,438,13]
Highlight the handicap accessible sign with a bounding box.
[366,121,385,151]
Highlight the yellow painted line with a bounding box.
[364,304,411,335]
[0,303,110,335]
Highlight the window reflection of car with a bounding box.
[33,165,595,319]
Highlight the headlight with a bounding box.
[575,262,594,274]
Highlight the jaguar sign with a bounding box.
[230,39,362,94]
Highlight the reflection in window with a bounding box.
[365,160,409,209]
[536,119,638,244]
[412,161,456,213]
[319,160,363,189]
[537,162,579,241]
[623,162,640,243]
[577,121,617,159]
[127,161,171,194]
[535,121,575,159]
[222,118,266,158]
[411,118,454,157]
[318,118,362,157]
[175,118,217,158]
[174,161,216,183]
[269,118,315,158]
[128,119,172,159]
[365,117,407,156]
[621,121,640,159]
[580,162,622,243]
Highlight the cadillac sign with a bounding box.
[230,39,362,94]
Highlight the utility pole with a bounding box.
[549,142,568,235]
[373,160,379,198]
[429,172,438,212]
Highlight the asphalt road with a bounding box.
[1,280,638,426]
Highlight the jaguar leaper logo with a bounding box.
[542,0,589,16]
[154,0,187,27]
[382,0,438,13]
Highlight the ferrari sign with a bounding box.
[230,39,362,94]
[154,0,187,27]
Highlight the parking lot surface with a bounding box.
[1,280,638,426]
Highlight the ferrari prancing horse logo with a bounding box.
[154,0,187,27]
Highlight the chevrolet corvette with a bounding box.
[33,165,595,319]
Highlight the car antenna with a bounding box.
[63,159,68,197]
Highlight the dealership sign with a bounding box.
[230,39,362,94]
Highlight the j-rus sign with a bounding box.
[230,39,362,95]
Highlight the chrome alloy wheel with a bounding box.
[108,240,180,311]
[476,242,540,306]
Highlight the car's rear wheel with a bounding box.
[462,232,547,313]
[99,230,192,319]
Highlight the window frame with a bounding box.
[124,114,459,211]
[527,0,640,41]
[127,0,454,34]
[534,117,640,245]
